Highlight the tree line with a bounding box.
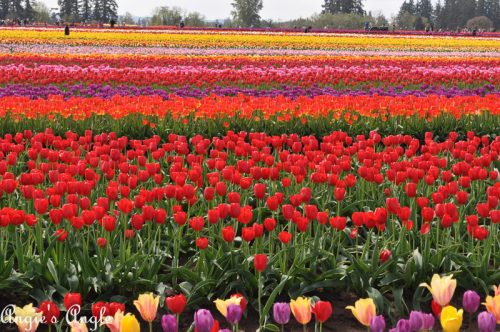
[1,0,499,29]
[397,0,499,30]
[0,0,118,22]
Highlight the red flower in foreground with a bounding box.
[166,293,187,314]
[254,254,267,272]
[312,300,333,323]
[64,292,82,310]
[38,301,60,325]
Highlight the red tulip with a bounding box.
[254,254,267,272]
[379,249,392,263]
[166,293,187,314]
[222,226,235,242]
[97,237,107,248]
[196,237,209,250]
[312,300,332,323]
[92,301,110,320]
[278,231,292,244]
[64,292,82,310]
[38,300,60,325]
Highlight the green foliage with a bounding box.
[231,0,263,28]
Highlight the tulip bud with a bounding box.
[161,314,178,332]
[226,304,242,325]
[369,315,386,332]
[477,311,496,332]
[273,302,291,325]
[253,254,267,272]
[194,309,214,332]
[409,311,424,332]
[462,290,480,313]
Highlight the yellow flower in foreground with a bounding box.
[419,274,456,306]
[440,306,463,332]
[214,297,241,318]
[133,293,159,322]
[69,319,89,332]
[346,298,376,327]
[484,294,500,324]
[290,297,312,325]
[14,304,43,332]
[121,313,141,332]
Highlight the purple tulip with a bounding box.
[421,313,435,331]
[219,330,232,332]
[396,319,411,332]
[370,315,386,332]
[161,314,178,332]
[226,304,242,325]
[463,290,481,313]
[194,309,214,332]
[409,311,424,331]
[477,311,496,332]
[273,302,290,325]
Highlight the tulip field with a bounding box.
[0,27,499,331]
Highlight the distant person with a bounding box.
[179,20,185,28]
[110,19,116,28]
[364,21,369,31]
[64,24,70,36]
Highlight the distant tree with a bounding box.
[80,0,91,22]
[231,0,263,27]
[397,10,417,29]
[58,0,79,21]
[399,0,416,15]
[185,11,206,27]
[466,15,494,29]
[322,0,364,15]
[416,0,433,20]
[24,0,35,20]
[414,15,425,29]
[150,6,183,26]
[32,0,49,22]
[101,0,117,21]
[119,11,135,25]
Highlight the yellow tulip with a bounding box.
[133,292,159,322]
[214,297,241,318]
[69,320,89,332]
[121,313,141,332]
[419,274,456,306]
[440,306,463,332]
[290,297,312,325]
[484,294,500,324]
[345,298,376,327]
[13,304,43,332]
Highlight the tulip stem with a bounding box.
[258,271,263,329]
[149,321,153,332]
[303,324,307,332]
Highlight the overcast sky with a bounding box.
[43,0,410,20]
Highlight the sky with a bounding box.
[42,0,408,20]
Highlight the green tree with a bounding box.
[150,6,183,26]
[322,0,364,15]
[231,0,263,27]
[119,11,135,25]
[416,0,433,20]
[185,11,206,27]
[32,0,49,22]
[80,0,91,22]
[24,0,35,20]
[58,0,79,21]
